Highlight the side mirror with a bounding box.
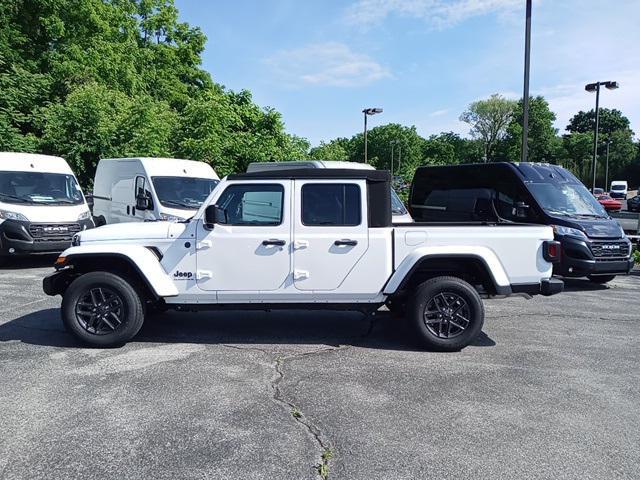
[515,201,530,218]
[205,204,227,227]
[136,194,150,211]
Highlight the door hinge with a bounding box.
[196,270,212,280]
[293,269,309,280]
[293,240,309,250]
[196,240,212,250]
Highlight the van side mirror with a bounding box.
[515,201,530,218]
[205,204,227,227]
[136,194,150,211]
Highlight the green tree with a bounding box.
[566,108,631,135]
[460,94,516,162]
[309,139,350,161]
[501,96,561,163]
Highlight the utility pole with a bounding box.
[362,107,383,164]
[521,0,532,163]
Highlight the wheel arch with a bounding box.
[50,247,178,299]
[384,250,511,297]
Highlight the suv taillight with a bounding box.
[543,241,561,263]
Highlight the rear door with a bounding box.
[292,180,368,291]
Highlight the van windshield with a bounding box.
[391,189,408,215]
[527,182,607,218]
[152,176,219,209]
[0,171,84,205]
[611,185,626,191]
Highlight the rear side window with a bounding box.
[302,184,361,226]
[216,184,284,226]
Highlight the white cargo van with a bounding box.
[92,157,219,224]
[0,152,93,262]
[609,180,628,199]
[246,160,413,223]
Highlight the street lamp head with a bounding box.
[363,107,383,115]
[585,83,598,92]
[604,81,619,90]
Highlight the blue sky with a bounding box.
[174,0,640,146]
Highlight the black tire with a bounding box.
[61,271,145,347]
[408,276,484,352]
[587,274,616,284]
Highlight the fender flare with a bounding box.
[57,245,178,298]
[383,246,511,295]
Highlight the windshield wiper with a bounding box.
[162,200,197,209]
[0,193,30,203]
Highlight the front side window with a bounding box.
[302,183,361,226]
[152,176,219,210]
[0,171,84,205]
[216,184,284,226]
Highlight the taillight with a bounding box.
[543,241,561,263]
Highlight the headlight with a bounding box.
[0,209,29,222]
[552,225,587,240]
[77,210,92,221]
[160,213,183,222]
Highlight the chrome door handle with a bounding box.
[262,239,286,246]
[334,239,358,246]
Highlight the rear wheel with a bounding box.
[587,274,616,284]
[61,272,145,346]
[408,276,484,351]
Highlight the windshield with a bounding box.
[152,176,219,209]
[0,170,84,205]
[611,185,626,191]
[528,182,607,217]
[391,189,408,215]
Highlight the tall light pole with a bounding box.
[521,0,532,163]
[390,141,395,175]
[605,138,612,191]
[363,107,383,163]
[585,81,618,191]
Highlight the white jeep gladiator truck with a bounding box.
[43,169,563,351]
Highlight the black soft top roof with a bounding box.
[228,168,391,183]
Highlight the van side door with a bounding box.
[292,180,369,291]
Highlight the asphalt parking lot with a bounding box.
[1,258,639,480]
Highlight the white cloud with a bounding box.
[265,42,391,88]
[344,0,522,29]
[429,109,449,117]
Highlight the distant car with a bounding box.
[596,194,622,212]
[627,195,640,212]
[592,187,604,196]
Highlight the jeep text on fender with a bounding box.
[43,169,563,350]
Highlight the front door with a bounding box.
[196,181,291,295]
[292,180,369,291]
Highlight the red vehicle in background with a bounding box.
[596,194,622,212]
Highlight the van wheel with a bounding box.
[94,216,106,227]
[61,272,145,347]
[587,274,616,284]
[408,276,484,351]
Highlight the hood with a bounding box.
[0,202,89,223]
[563,218,624,239]
[77,221,185,243]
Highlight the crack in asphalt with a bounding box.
[221,312,379,479]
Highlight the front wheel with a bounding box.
[61,272,145,347]
[408,276,484,352]
[587,274,616,284]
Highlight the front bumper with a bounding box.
[554,235,634,277]
[0,219,94,256]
